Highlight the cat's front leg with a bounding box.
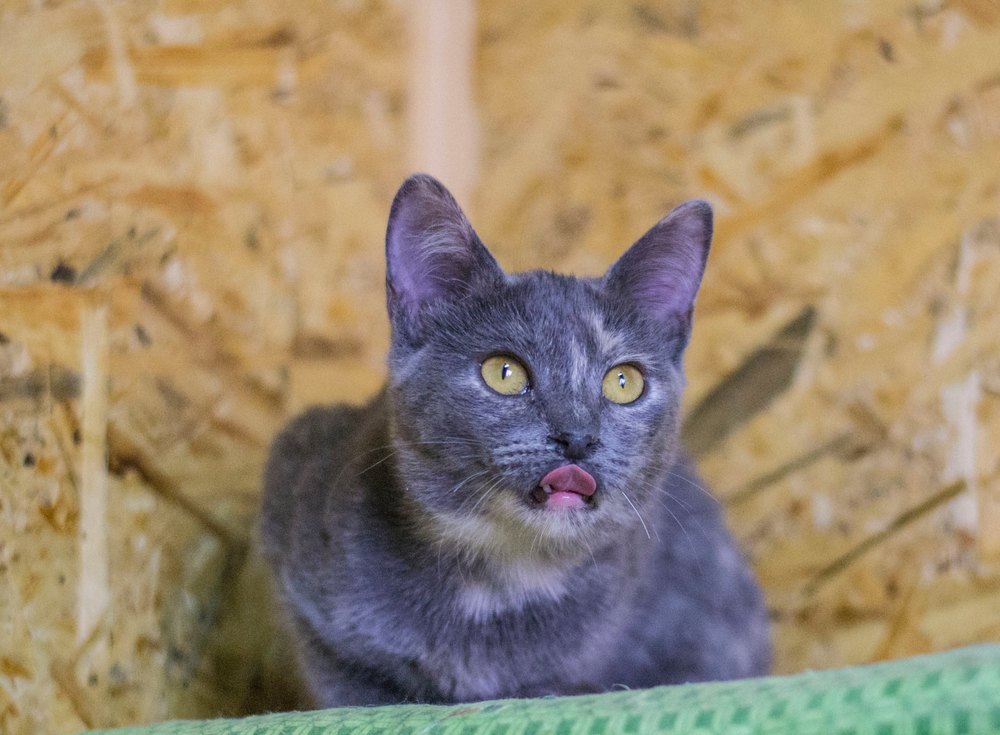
[292,624,412,707]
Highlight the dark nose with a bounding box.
[550,432,599,460]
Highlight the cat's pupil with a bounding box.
[502,363,511,380]
[618,371,626,389]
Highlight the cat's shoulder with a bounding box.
[260,393,388,558]
[268,391,388,462]
[661,453,723,518]
[271,403,364,456]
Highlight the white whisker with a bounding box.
[666,471,720,506]
[468,475,507,515]
[449,469,492,493]
[620,489,654,541]
[625,476,709,576]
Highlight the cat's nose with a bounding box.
[550,432,599,460]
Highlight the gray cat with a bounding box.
[259,174,771,707]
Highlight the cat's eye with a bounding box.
[481,355,529,395]
[602,364,644,404]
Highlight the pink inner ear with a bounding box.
[390,219,474,307]
[386,176,474,309]
[605,200,712,320]
[385,174,504,322]
[630,249,706,315]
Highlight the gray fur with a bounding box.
[259,174,771,706]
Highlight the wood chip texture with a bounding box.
[1,1,999,733]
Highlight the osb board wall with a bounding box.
[1,1,999,733]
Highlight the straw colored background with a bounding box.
[1,1,999,733]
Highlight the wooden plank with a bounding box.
[76,304,110,659]
[407,0,478,206]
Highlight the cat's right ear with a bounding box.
[385,174,503,341]
[603,199,713,335]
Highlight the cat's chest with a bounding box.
[430,567,627,699]
[454,557,573,621]
[333,553,629,695]
[341,554,599,633]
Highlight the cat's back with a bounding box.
[259,396,382,565]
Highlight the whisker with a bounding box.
[354,448,484,481]
[627,476,712,554]
[436,536,447,586]
[355,450,482,479]
[626,475,691,509]
[355,451,396,477]
[468,475,507,515]
[603,456,719,510]
[651,496,704,574]
[530,526,544,558]
[449,469,492,494]
[623,476,710,576]
[620,489,654,541]
[455,472,503,515]
[580,532,599,571]
[348,438,481,465]
[329,437,480,487]
[666,471,720,506]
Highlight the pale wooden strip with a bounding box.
[406,0,478,206]
[76,304,109,649]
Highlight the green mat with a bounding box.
[91,645,1000,734]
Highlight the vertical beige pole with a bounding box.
[77,304,110,660]
[407,0,478,210]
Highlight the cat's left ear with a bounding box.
[604,199,713,328]
[385,174,503,340]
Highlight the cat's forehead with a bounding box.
[509,269,602,321]
[464,270,634,359]
[508,269,601,308]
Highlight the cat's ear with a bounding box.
[604,199,713,328]
[385,174,503,338]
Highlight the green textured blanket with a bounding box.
[91,645,1000,734]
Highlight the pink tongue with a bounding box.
[540,464,597,497]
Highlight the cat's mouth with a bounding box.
[529,464,597,510]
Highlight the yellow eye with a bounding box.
[602,364,644,404]
[481,355,529,395]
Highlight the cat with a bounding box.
[259,174,771,707]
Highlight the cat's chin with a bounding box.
[424,489,605,560]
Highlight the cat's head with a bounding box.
[384,174,711,558]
